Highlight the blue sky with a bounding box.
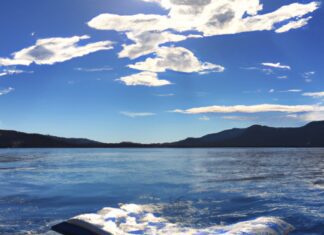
[0,0,323,143]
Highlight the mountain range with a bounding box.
[1,121,324,148]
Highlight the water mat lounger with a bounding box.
[52,204,294,235]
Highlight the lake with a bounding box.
[0,148,323,234]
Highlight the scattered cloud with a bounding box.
[303,71,315,78]
[222,115,257,121]
[88,13,168,32]
[128,46,224,74]
[280,89,302,93]
[198,116,210,121]
[0,68,33,77]
[262,62,291,70]
[173,104,324,114]
[117,71,171,87]
[268,89,302,94]
[0,87,14,96]
[88,0,319,86]
[303,71,315,82]
[275,16,312,33]
[155,93,175,97]
[242,66,274,75]
[119,31,188,59]
[286,112,324,121]
[300,111,324,121]
[302,71,315,82]
[0,35,114,67]
[120,111,156,118]
[303,91,324,98]
[74,66,112,72]
[89,1,319,37]
[277,75,288,79]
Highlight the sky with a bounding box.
[0,0,323,143]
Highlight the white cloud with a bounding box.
[287,112,324,121]
[74,66,112,72]
[198,116,210,121]
[281,89,302,93]
[262,62,291,70]
[222,115,257,121]
[136,0,319,36]
[277,75,288,79]
[242,66,273,75]
[120,111,156,118]
[275,16,312,33]
[118,71,171,87]
[303,71,316,78]
[0,87,14,96]
[268,89,302,94]
[88,13,169,32]
[0,35,114,66]
[0,68,33,77]
[173,104,324,114]
[109,1,319,36]
[155,93,175,97]
[129,46,224,73]
[119,31,188,59]
[303,71,315,82]
[88,0,319,84]
[300,112,324,121]
[303,91,324,98]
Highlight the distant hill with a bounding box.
[0,121,324,148]
[164,121,324,147]
[0,130,108,148]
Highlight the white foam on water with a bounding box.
[312,179,324,189]
[72,204,294,235]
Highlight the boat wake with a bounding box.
[62,204,294,235]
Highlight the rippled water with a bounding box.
[0,148,323,234]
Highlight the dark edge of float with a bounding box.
[51,219,112,235]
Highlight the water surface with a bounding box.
[0,148,323,234]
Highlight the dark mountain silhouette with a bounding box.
[0,130,108,148]
[0,121,324,148]
[164,121,324,147]
[166,128,245,147]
